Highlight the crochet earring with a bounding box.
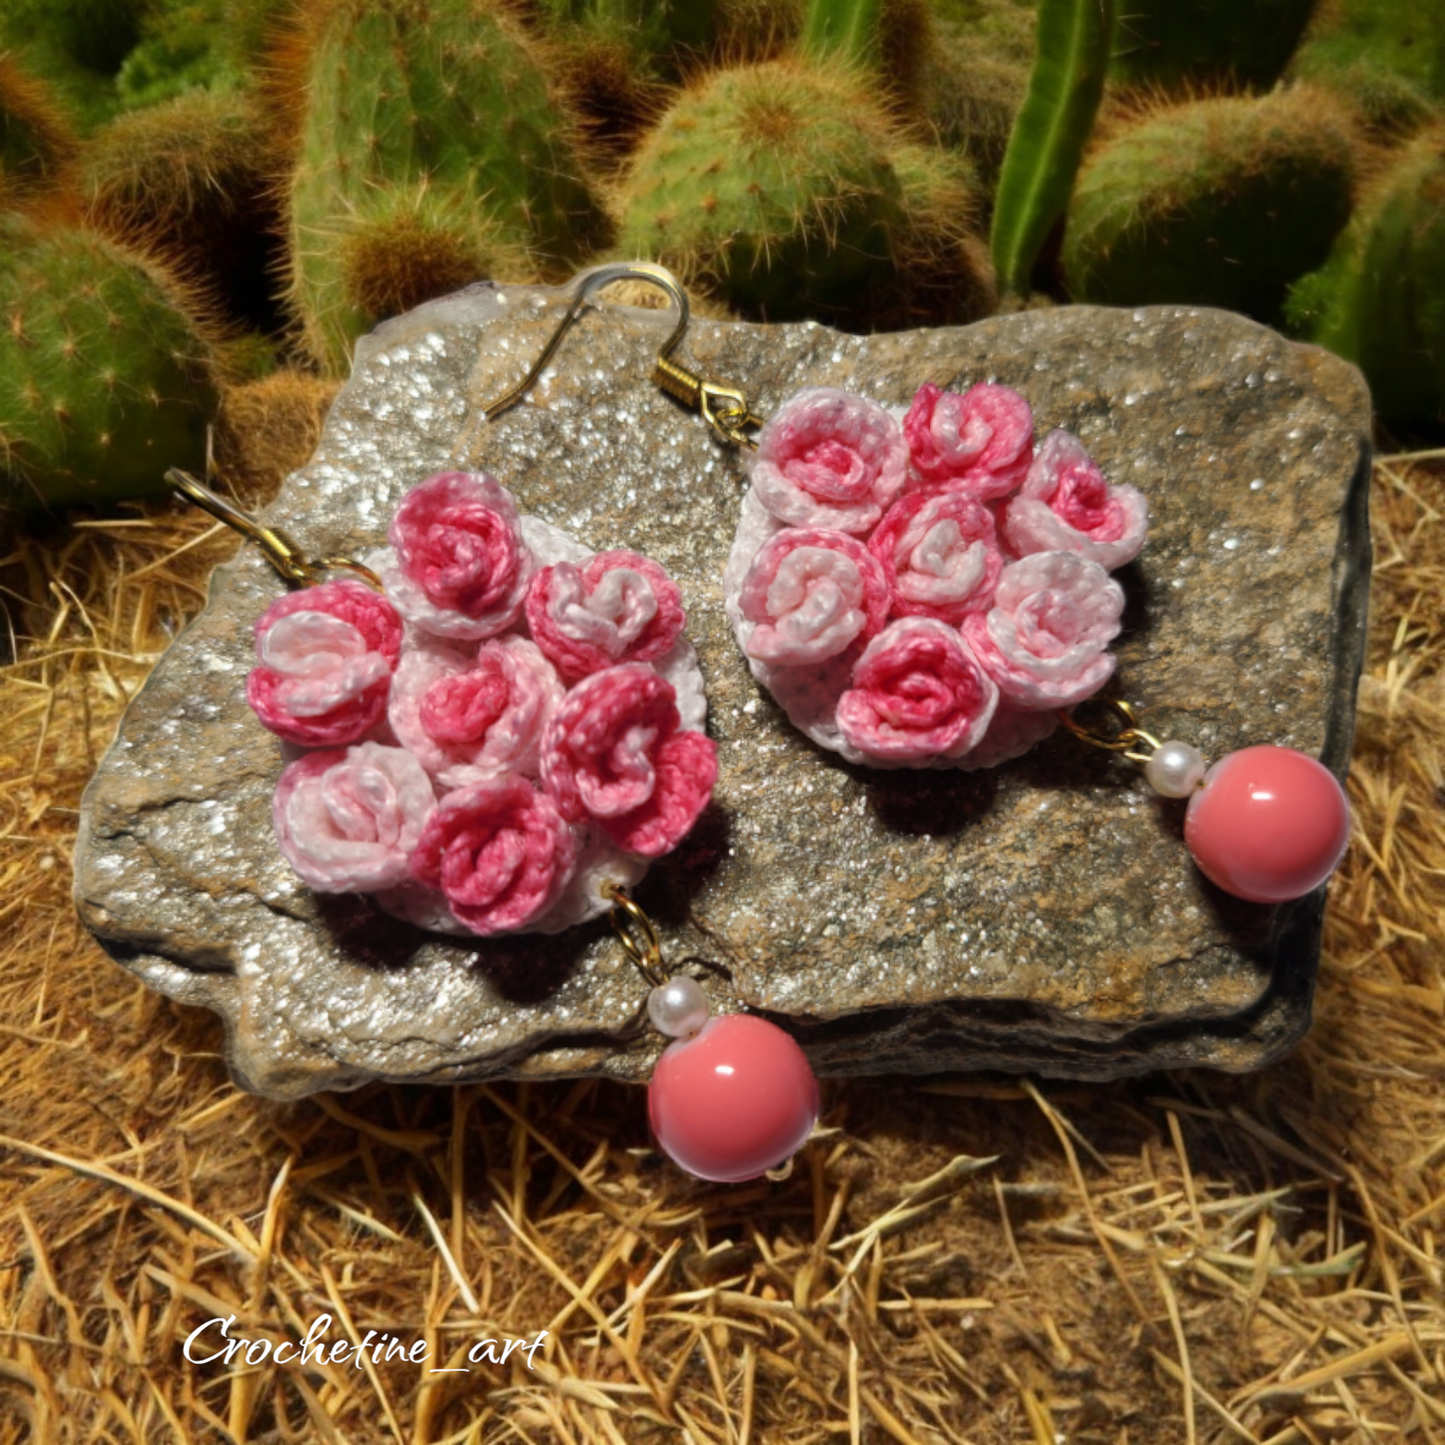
[169,377,819,1183]
[168,465,716,939]
[486,262,1350,906]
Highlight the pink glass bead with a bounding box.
[648,1014,819,1183]
[1183,745,1350,903]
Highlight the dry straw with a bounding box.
[1,385,1441,1444]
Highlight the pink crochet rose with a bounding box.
[247,579,403,747]
[389,635,564,789]
[409,776,576,935]
[738,528,890,666]
[961,551,1125,709]
[273,742,435,892]
[903,382,1034,501]
[541,663,717,858]
[1002,429,1148,569]
[384,472,532,639]
[868,491,1002,623]
[836,617,999,764]
[750,387,908,534]
[525,548,685,682]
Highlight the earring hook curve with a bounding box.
[481,261,763,449]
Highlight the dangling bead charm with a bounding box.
[609,888,819,1183]
[1064,702,1351,905]
[649,1012,819,1184]
[1181,744,1350,904]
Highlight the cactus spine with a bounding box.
[989,0,1116,300]
[0,55,79,202]
[0,216,220,516]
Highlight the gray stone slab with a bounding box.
[74,283,1371,1098]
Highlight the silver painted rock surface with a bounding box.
[75,283,1371,1098]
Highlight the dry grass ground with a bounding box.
[0,385,1441,1444]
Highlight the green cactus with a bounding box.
[1062,87,1358,323]
[115,0,297,107]
[1290,0,1445,135]
[800,0,885,66]
[83,89,285,333]
[337,179,533,326]
[0,55,79,200]
[284,0,608,375]
[534,0,722,68]
[926,0,1037,186]
[530,0,725,153]
[615,59,992,328]
[116,18,239,106]
[1288,127,1445,428]
[0,215,221,516]
[1110,0,1319,92]
[0,0,146,130]
[989,0,1116,300]
[799,0,940,115]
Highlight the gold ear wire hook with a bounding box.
[167,469,383,591]
[481,262,765,450]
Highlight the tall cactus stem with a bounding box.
[801,0,886,67]
[989,0,1115,300]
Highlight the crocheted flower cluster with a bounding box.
[248,472,717,937]
[722,384,1148,768]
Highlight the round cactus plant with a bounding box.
[0,215,220,515]
[83,89,284,332]
[1289,127,1445,428]
[615,58,991,328]
[1062,87,1358,322]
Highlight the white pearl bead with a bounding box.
[1145,739,1208,798]
[648,975,711,1038]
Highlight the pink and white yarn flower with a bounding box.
[737,528,890,666]
[725,380,1145,769]
[750,387,908,534]
[388,635,564,790]
[380,471,534,640]
[868,491,1002,623]
[1003,428,1149,569]
[837,617,999,766]
[526,548,685,683]
[250,466,716,936]
[246,578,403,747]
[961,551,1126,710]
[273,742,435,893]
[903,382,1034,501]
[541,663,718,859]
[408,777,576,936]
